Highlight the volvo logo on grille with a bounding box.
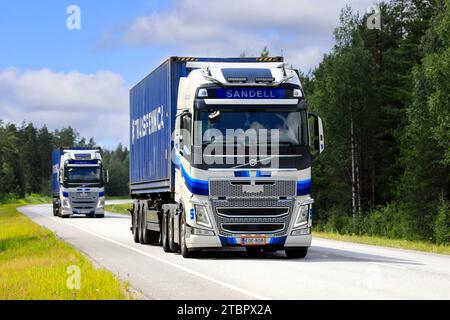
[249,159,258,167]
[242,184,264,194]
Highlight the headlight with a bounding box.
[97,199,105,208]
[294,205,309,228]
[193,204,212,228]
[62,199,70,208]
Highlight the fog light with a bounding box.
[291,228,311,236]
[191,227,215,236]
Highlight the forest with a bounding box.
[0,123,129,199]
[303,0,449,244]
[0,0,448,244]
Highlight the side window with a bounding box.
[180,113,192,159]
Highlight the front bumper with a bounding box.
[185,226,311,250]
[60,207,104,216]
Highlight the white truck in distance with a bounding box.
[52,147,109,218]
[130,57,325,258]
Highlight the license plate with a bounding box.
[241,236,267,246]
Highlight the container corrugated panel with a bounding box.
[130,59,189,194]
[52,149,62,196]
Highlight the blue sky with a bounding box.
[0,0,376,148]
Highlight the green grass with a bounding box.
[105,203,132,215]
[313,231,450,255]
[106,196,131,201]
[0,200,132,300]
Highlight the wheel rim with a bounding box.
[168,216,173,243]
[181,218,186,254]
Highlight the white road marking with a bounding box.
[32,210,270,300]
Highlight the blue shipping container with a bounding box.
[129,56,284,195]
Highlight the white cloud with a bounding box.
[0,68,129,148]
[122,0,375,71]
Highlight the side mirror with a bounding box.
[308,112,325,159]
[103,169,110,184]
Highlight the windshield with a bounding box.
[65,167,101,183]
[194,109,308,146]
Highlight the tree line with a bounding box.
[0,122,129,199]
[303,0,449,244]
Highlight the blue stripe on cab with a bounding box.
[234,171,250,177]
[297,179,311,196]
[180,165,209,196]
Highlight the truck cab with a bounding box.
[52,147,109,218]
[130,57,324,258]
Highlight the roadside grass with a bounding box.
[106,196,132,201]
[313,231,450,255]
[0,200,132,300]
[105,203,132,215]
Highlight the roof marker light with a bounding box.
[227,77,248,83]
[255,77,275,83]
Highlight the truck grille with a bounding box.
[209,179,296,198]
[69,192,98,210]
[216,208,289,217]
[211,198,294,237]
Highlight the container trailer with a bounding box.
[129,57,324,258]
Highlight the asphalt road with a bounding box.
[18,204,450,300]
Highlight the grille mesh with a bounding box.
[209,179,296,198]
[212,198,294,237]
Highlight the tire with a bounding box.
[180,213,194,258]
[285,247,308,259]
[95,214,104,219]
[168,213,179,252]
[140,205,151,244]
[161,210,171,252]
[132,204,140,243]
[52,202,58,217]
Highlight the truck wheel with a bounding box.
[95,214,104,219]
[168,213,179,252]
[132,205,140,243]
[180,214,194,258]
[161,210,171,252]
[285,248,308,259]
[140,205,151,244]
[52,202,58,217]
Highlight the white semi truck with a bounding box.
[130,57,324,258]
[52,147,109,218]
